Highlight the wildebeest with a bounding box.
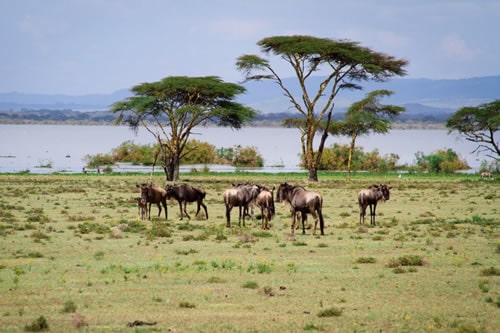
[136,183,168,220]
[223,183,262,227]
[480,171,494,180]
[135,196,148,221]
[165,183,208,220]
[255,186,275,229]
[276,183,325,235]
[358,184,392,225]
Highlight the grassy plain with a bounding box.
[0,172,498,332]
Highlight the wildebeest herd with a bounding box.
[135,181,393,235]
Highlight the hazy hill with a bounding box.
[0,76,498,121]
[0,89,130,111]
[237,75,500,112]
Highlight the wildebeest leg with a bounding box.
[301,213,307,234]
[311,211,318,235]
[371,203,377,226]
[197,200,208,219]
[183,201,191,220]
[181,201,190,220]
[162,200,168,220]
[203,202,208,219]
[155,203,161,218]
[148,203,152,220]
[242,205,248,226]
[359,204,366,224]
[177,200,184,220]
[260,207,265,229]
[195,201,201,218]
[225,204,232,228]
[290,208,297,234]
[318,208,325,235]
[239,206,244,227]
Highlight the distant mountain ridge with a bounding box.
[0,89,130,111]
[0,76,498,116]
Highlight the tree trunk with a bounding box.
[347,134,357,182]
[308,108,333,182]
[164,154,180,181]
[308,167,318,182]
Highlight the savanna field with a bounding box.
[0,172,498,332]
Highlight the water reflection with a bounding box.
[0,124,491,174]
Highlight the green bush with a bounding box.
[315,143,400,171]
[61,300,77,313]
[317,306,342,317]
[84,140,264,167]
[24,315,49,332]
[415,148,469,173]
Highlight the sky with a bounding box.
[1,0,499,95]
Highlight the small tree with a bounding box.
[111,76,256,181]
[415,149,469,173]
[446,100,500,160]
[329,90,405,181]
[236,35,408,181]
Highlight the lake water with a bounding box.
[0,124,491,174]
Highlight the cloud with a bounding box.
[440,34,481,60]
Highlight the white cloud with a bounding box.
[440,34,481,60]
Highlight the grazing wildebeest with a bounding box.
[135,196,148,221]
[480,171,494,180]
[165,184,208,220]
[277,183,325,235]
[136,183,168,220]
[223,183,262,227]
[255,186,275,229]
[358,184,392,226]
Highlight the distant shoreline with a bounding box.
[0,116,447,130]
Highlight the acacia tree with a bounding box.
[329,90,405,181]
[236,35,408,181]
[111,76,256,181]
[446,100,500,160]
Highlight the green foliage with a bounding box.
[207,276,226,283]
[111,140,155,165]
[415,148,469,173]
[84,140,263,168]
[77,223,109,235]
[316,143,399,171]
[182,139,217,164]
[61,300,77,313]
[30,231,50,242]
[356,257,377,264]
[446,99,500,159]
[146,221,172,239]
[232,145,264,167]
[24,315,49,332]
[480,267,500,276]
[179,301,196,309]
[388,255,425,268]
[84,153,114,168]
[26,208,50,223]
[317,306,342,317]
[242,281,259,289]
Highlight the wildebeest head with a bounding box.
[165,184,177,199]
[379,184,392,201]
[276,182,292,203]
[136,182,154,199]
[135,183,153,198]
